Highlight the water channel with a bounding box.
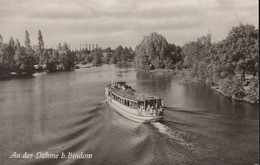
[0,64,258,165]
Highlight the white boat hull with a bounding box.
[106,96,164,123]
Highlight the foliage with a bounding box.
[46,59,57,72]
[244,77,259,103]
[135,32,182,69]
[182,33,211,78]
[103,47,112,63]
[61,43,74,71]
[92,48,102,65]
[19,55,35,75]
[182,23,258,84]
[38,30,45,65]
[220,77,245,98]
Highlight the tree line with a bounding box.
[0,30,75,79]
[74,45,135,65]
[135,23,259,103]
[0,30,136,79]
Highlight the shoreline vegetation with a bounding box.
[147,68,258,104]
[0,30,136,80]
[0,23,259,104]
[134,23,258,105]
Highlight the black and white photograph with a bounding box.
[0,0,259,164]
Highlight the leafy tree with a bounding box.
[92,48,102,65]
[19,54,35,75]
[135,32,179,69]
[128,47,136,62]
[110,55,117,64]
[114,45,123,63]
[61,43,74,71]
[121,47,130,63]
[220,76,245,98]
[0,34,9,76]
[46,59,57,72]
[103,47,112,63]
[182,33,211,78]
[211,24,258,81]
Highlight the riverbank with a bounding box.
[211,85,259,104]
[149,69,176,77]
[0,73,34,80]
[147,68,259,104]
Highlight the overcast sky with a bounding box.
[0,0,258,49]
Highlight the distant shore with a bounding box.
[0,73,34,80]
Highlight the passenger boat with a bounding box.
[105,82,164,122]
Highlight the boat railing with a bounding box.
[109,83,135,92]
[138,106,163,116]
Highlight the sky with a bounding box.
[0,0,258,49]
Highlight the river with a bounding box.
[0,64,258,165]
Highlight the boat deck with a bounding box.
[109,87,161,102]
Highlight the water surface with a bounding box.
[0,64,258,165]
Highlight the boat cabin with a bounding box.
[107,82,163,115]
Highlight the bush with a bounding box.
[46,60,57,72]
[244,77,259,103]
[220,76,245,98]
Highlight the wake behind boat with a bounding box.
[105,82,164,122]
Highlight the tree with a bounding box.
[25,30,33,56]
[135,32,172,69]
[61,43,74,71]
[92,48,102,65]
[46,58,57,72]
[121,47,130,63]
[103,47,112,63]
[38,30,45,65]
[14,39,21,61]
[182,33,211,78]
[114,45,123,63]
[19,54,35,75]
[5,37,15,70]
[110,54,117,64]
[211,24,259,81]
[0,36,15,75]
[0,35,4,63]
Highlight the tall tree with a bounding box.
[0,34,4,63]
[211,23,259,81]
[38,30,45,65]
[5,37,16,70]
[14,39,21,62]
[24,30,33,57]
[182,33,211,78]
[62,42,74,71]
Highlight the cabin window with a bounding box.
[133,102,137,108]
[157,100,161,108]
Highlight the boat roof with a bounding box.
[115,82,126,85]
[109,87,161,102]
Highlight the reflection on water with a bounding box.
[0,64,258,165]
